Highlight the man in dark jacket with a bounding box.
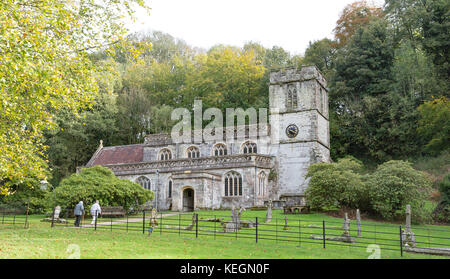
[74,201,84,227]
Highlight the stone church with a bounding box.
[84,66,331,211]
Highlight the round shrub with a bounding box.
[433,173,450,223]
[305,157,367,210]
[51,166,153,213]
[366,160,432,223]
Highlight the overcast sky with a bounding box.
[129,0,384,55]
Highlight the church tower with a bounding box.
[269,66,331,200]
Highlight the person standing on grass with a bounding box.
[90,200,101,225]
[74,201,84,227]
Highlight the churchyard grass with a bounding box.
[0,210,448,259]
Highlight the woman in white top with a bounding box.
[90,200,102,225]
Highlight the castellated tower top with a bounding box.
[269,65,327,89]
[268,65,329,118]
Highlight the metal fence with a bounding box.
[0,207,29,228]
[48,209,450,257]
[1,208,449,257]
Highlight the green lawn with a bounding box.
[0,210,448,259]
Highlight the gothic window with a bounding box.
[213,144,228,156]
[224,171,242,197]
[159,149,172,160]
[258,171,266,197]
[287,84,298,110]
[242,141,257,154]
[137,176,151,190]
[168,180,173,198]
[186,146,200,159]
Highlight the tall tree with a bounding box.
[330,18,397,160]
[385,0,450,82]
[333,1,384,48]
[303,39,336,80]
[0,0,149,194]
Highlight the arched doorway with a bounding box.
[183,188,194,212]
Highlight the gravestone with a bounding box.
[356,209,362,237]
[149,208,159,228]
[41,205,67,224]
[283,216,289,231]
[341,213,350,238]
[402,204,416,247]
[53,206,61,219]
[186,213,197,231]
[265,200,273,223]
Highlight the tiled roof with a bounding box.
[88,144,144,166]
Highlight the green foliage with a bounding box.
[0,178,49,214]
[417,97,450,155]
[53,166,153,212]
[366,160,432,223]
[0,0,150,194]
[433,173,450,223]
[439,173,450,205]
[305,157,367,210]
[303,39,336,80]
[44,92,119,186]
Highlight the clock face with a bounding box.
[286,124,299,138]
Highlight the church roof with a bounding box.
[87,144,144,166]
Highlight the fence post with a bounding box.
[94,210,98,231]
[51,207,55,228]
[235,217,238,240]
[160,213,162,236]
[399,225,403,257]
[126,214,128,233]
[256,217,258,243]
[13,215,16,226]
[322,220,326,249]
[142,210,146,234]
[178,214,181,236]
[214,215,216,240]
[2,212,4,224]
[195,213,198,239]
[110,216,112,232]
[24,204,29,229]
[276,218,278,243]
[298,219,301,247]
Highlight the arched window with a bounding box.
[186,146,200,159]
[287,84,298,110]
[168,180,173,198]
[137,176,151,190]
[242,141,257,154]
[224,172,242,197]
[159,149,172,160]
[258,171,266,197]
[213,144,227,156]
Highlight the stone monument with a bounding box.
[265,200,273,223]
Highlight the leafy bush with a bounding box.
[366,160,432,223]
[439,173,450,204]
[0,178,49,214]
[52,166,153,213]
[305,157,368,210]
[433,173,450,223]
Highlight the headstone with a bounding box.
[53,206,61,219]
[265,200,273,223]
[41,205,67,224]
[402,204,416,247]
[149,208,158,227]
[356,209,362,237]
[405,204,411,233]
[342,213,350,237]
[283,216,289,230]
[186,213,197,231]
